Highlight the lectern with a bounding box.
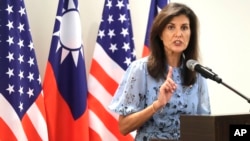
[180,113,250,141]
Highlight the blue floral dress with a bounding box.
[108,57,211,141]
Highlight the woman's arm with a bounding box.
[117,66,177,135]
[118,101,162,135]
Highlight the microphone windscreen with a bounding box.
[186,59,198,71]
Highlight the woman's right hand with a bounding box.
[154,66,177,111]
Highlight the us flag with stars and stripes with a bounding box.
[0,0,48,140]
[87,0,136,140]
[142,0,169,57]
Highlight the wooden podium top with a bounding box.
[180,113,250,141]
[149,113,250,141]
[150,139,181,141]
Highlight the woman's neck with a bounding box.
[166,53,182,67]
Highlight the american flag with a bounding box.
[87,0,136,140]
[43,0,89,140]
[142,0,169,57]
[0,0,48,140]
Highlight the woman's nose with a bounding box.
[174,29,183,37]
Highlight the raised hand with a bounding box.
[154,66,177,110]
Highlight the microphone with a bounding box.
[186,59,250,104]
[186,59,222,83]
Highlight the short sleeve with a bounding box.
[197,74,211,115]
[108,59,147,116]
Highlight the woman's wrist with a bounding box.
[152,102,157,113]
[152,100,165,113]
[152,101,160,112]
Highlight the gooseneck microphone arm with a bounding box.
[186,59,250,104]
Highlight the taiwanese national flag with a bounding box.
[0,0,48,140]
[87,0,136,140]
[43,0,89,140]
[142,0,169,57]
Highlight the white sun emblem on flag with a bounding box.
[53,1,83,66]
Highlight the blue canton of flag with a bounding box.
[97,0,136,70]
[0,0,42,119]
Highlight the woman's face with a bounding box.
[160,14,191,55]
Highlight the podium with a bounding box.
[180,113,250,141]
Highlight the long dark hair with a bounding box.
[147,2,199,86]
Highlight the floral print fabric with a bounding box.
[108,57,211,141]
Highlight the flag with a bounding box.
[43,0,89,140]
[142,0,169,57]
[87,0,136,140]
[0,0,48,140]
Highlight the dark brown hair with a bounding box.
[147,2,199,85]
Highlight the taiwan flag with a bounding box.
[43,0,89,140]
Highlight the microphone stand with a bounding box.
[203,66,250,104]
[220,81,250,104]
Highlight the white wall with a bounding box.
[25,0,250,115]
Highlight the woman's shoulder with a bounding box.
[130,56,148,66]
[125,57,149,73]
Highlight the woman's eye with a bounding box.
[181,26,189,30]
[167,25,174,30]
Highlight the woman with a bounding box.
[108,2,211,141]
